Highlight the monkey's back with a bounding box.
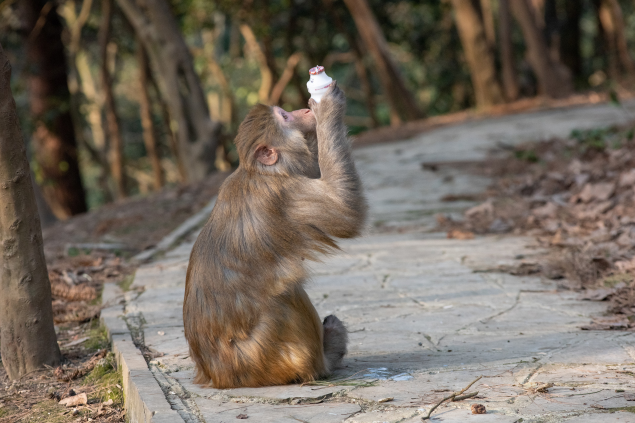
[183,169,329,388]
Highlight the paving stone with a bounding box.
[197,400,361,423]
[104,101,635,422]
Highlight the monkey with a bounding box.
[182,82,367,389]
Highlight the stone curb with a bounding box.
[101,282,183,423]
[98,196,219,421]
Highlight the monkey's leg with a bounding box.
[322,315,348,371]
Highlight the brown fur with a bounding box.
[183,84,367,388]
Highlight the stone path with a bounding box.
[103,101,635,423]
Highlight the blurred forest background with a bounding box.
[2,0,635,222]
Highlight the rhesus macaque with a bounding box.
[183,83,367,388]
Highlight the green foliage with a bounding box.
[84,352,124,406]
[514,149,539,163]
[84,320,110,351]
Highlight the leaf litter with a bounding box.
[436,123,635,330]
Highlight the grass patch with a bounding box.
[603,273,633,288]
[84,352,124,406]
[117,272,135,292]
[84,320,110,351]
[20,400,75,422]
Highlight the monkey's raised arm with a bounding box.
[290,84,367,239]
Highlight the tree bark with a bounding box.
[99,0,126,198]
[480,0,496,47]
[342,0,423,123]
[116,0,220,182]
[451,0,505,107]
[137,41,164,191]
[597,0,635,77]
[499,0,520,101]
[510,0,573,98]
[20,0,87,219]
[0,43,61,380]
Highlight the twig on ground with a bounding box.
[452,391,479,401]
[421,375,483,421]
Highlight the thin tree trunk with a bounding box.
[0,43,61,380]
[20,0,87,219]
[511,0,573,98]
[201,29,236,127]
[99,0,126,198]
[342,0,423,123]
[480,0,496,47]
[137,41,164,190]
[239,24,274,104]
[269,52,303,105]
[499,0,520,101]
[116,0,220,182]
[561,0,582,79]
[598,0,635,76]
[59,0,113,203]
[324,0,379,126]
[451,0,505,107]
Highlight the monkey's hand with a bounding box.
[309,81,346,123]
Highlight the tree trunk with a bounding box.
[480,0,496,47]
[137,41,164,191]
[116,0,220,182]
[451,0,505,107]
[324,0,379,126]
[597,0,635,77]
[560,0,582,79]
[201,29,236,128]
[239,24,274,104]
[511,0,573,98]
[20,0,87,219]
[0,43,61,380]
[342,0,423,123]
[499,0,520,101]
[99,0,126,198]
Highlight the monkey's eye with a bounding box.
[282,113,288,121]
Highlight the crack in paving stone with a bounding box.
[520,364,544,385]
[479,290,522,324]
[151,364,206,423]
[123,310,205,422]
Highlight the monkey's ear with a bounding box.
[255,145,279,166]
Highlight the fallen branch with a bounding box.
[421,375,483,421]
[452,391,478,401]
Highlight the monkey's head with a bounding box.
[235,104,318,177]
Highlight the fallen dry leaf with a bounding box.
[581,316,630,330]
[447,229,475,240]
[59,392,87,407]
[576,182,615,203]
[578,288,615,301]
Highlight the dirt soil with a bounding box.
[437,120,635,330]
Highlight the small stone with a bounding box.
[418,342,423,346]
[471,403,486,414]
[377,397,393,403]
[616,389,625,393]
[236,414,248,419]
[157,331,165,336]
